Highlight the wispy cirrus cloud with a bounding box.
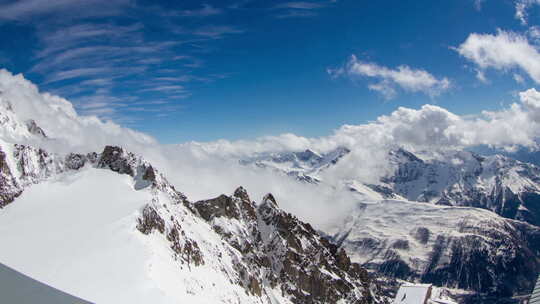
[329,55,451,99]
[180,4,223,17]
[138,85,186,93]
[273,1,327,18]
[192,25,244,38]
[0,0,130,21]
[275,2,325,9]
[0,1,243,124]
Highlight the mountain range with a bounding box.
[1,70,540,303]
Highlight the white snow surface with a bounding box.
[327,199,510,268]
[0,167,273,304]
[393,283,431,304]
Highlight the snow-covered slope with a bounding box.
[0,141,384,303]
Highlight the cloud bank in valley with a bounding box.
[3,69,540,228]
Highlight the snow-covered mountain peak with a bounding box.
[239,146,351,184]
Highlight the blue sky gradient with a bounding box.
[1,0,540,143]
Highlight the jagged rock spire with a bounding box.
[233,186,250,202]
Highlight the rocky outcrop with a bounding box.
[97,146,136,176]
[25,120,47,138]
[193,187,383,304]
[0,147,21,207]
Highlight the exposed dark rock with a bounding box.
[25,120,47,138]
[0,148,22,208]
[412,227,430,244]
[391,240,409,250]
[167,223,204,266]
[142,165,156,183]
[65,153,87,170]
[97,146,135,176]
[194,194,242,221]
[136,205,165,234]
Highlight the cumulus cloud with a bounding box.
[6,69,540,229]
[166,87,540,193]
[329,55,451,99]
[457,30,540,83]
[0,69,155,153]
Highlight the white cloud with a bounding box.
[330,55,451,99]
[527,25,540,42]
[0,69,155,154]
[474,0,485,11]
[457,30,540,84]
[515,0,540,25]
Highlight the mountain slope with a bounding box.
[0,140,384,303]
[373,148,540,226]
[326,200,540,301]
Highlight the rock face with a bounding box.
[328,200,540,301]
[25,120,47,138]
[0,147,21,207]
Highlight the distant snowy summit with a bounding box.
[242,144,540,227]
[239,145,540,302]
[240,146,350,184]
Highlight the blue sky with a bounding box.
[1,0,540,143]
